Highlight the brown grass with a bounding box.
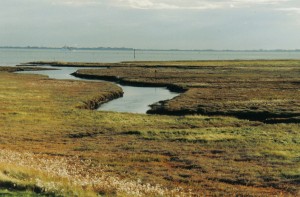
[0,62,299,196]
[73,61,300,122]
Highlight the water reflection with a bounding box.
[19,66,82,80]
[17,67,178,114]
[100,85,177,113]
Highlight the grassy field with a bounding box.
[73,60,300,123]
[0,61,300,196]
[26,59,300,68]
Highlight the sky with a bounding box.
[0,0,300,50]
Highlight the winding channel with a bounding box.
[17,66,179,114]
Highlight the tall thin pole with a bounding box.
[134,48,136,60]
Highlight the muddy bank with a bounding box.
[78,89,124,110]
[0,66,57,72]
[71,72,187,93]
[148,100,300,123]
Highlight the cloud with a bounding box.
[34,0,293,10]
[49,0,103,6]
[277,7,300,13]
[112,0,290,10]
[113,0,219,10]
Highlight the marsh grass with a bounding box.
[0,62,299,196]
[72,60,300,122]
[0,149,184,196]
[27,59,300,68]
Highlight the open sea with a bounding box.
[1,48,300,66]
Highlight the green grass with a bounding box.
[0,190,45,197]
[0,62,299,196]
[71,60,300,122]
[28,59,300,68]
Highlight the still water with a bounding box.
[17,67,179,114]
[1,48,300,66]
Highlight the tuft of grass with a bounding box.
[0,163,96,197]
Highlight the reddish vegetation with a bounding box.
[1,61,299,196]
[73,62,300,122]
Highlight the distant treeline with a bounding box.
[1,46,300,52]
[0,46,134,51]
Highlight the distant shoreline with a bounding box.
[1,46,300,52]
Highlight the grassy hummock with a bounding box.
[0,61,299,196]
[72,60,300,123]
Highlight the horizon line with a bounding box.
[1,46,300,52]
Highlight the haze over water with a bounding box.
[1,48,300,66]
